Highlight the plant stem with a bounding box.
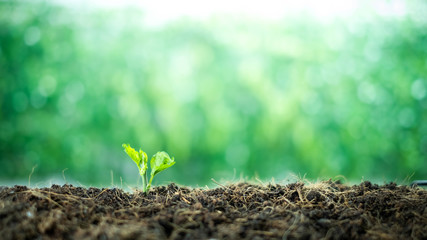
[142,174,147,193]
[146,174,154,193]
[144,173,149,194]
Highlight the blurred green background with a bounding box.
[1,1,427,187]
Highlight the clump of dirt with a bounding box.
[0,181,426,239]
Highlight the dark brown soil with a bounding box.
[0,181,426,240]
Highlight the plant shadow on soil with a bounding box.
[0,180,426,240]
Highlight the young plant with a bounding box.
[122,144,175,193]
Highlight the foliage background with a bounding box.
[1,1,427,187]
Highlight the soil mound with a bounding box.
[1,181,426,239]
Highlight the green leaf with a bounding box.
[150,151,175,178]
[122,144,140,165]
[139,149,148,175]
[122,143,147,175]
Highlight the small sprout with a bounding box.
[122,144,148,191]
[122,144,175,193]
[147,151,175,191]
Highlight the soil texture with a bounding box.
[1,181,426,240]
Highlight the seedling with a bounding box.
[122,144,175,193]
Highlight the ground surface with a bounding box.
[0,181,426,240]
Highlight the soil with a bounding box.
[0,181,426,240]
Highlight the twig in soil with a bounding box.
[180,196,191,204]
[33,189,88,202]
[255,177,264,185]
[94,188,111,199]
[296,188,304,203]
[278,196,295,207]
[28,165,37,187]
[211,178,230,190]
[26,190,64,209]
[62,168,68,184]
